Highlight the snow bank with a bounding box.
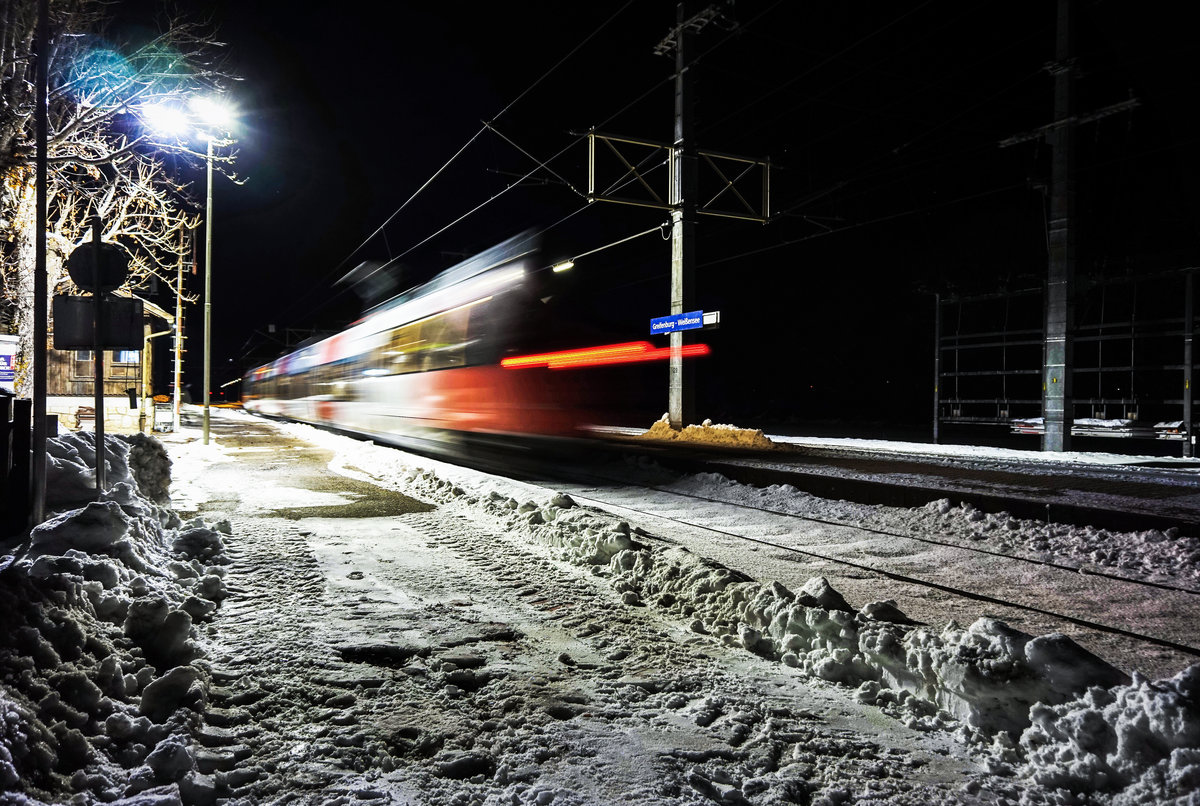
[637,415,776,450]
[1013,665,1200,803]
[0,432,230,805]
[45,431,173,508]
[391,463,1198,804]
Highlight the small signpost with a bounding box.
[51,220,131,493]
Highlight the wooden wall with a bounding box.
[47,322,152,397]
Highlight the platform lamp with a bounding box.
[140,96,236,444]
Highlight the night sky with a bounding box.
[139,2,1199,429]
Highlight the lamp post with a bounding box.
[202,134,214,444]
[139,97,234,445]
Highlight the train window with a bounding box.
[422,307,468,371]
[464,298,496,365]
[311,364,328,398]
[384,322,424,374]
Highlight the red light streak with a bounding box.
[501,341,711,370]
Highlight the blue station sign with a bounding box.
[650,310,704,335]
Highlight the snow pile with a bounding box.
[637,415,776,450]
[382,463,1200,804]
[861,618,1128,735]
[1014,665,1200,803]
[44,431,173,508]
[0,432,230,805]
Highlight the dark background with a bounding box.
[128,2,1200,436]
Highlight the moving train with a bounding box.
[242,232,709,451]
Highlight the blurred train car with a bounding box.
[242,232,708,453]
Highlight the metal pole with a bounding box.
[174,228,184,431]
[668,0,697,430]
[933,292,941,444]
[31,0,49,525]
[202,138,213,444]
[1185,271,1194,458]
[92,217,106,491]
[1042,0,1076,452]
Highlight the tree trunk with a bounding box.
[9,167,65,399]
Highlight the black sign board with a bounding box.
[52,295,144,350]
[66,242,130,293]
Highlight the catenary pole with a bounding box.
[1042,0,1076,452]
[668,0,698,430]
[933,293,941,444]
[1185,271,1194,458]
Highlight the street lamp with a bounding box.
[200,131,216,444]
[140,97,235,445]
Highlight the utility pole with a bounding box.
[932,293,941,445]
[1185,270,1194,458]
[586,2,766,429]
[1000,0,1136,452]
[1043,0,1076,453]
[668,0,698,430]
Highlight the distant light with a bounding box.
[552,260,575,273]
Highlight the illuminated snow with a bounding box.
[0,410,1196,805]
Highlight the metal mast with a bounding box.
[1042,0,1077,452]
[668,0,699,430]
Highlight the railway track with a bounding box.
[248,414,1200,675]
[534,466,1200,673]
[638,448,1200,534]
[579,471,1200,598]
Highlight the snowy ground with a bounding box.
[1,407,1197,805]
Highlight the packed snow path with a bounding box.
[172,414,986,804]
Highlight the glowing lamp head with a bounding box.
[189,96,235,129]
[140,103,190,138]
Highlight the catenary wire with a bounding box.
[265,2,640,331]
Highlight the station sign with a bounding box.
[0,335,16,391]
[650,310,719,335]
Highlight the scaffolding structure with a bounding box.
[935,269,1197,455]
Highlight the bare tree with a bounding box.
[0,0,234,396]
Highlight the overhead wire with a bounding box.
[722,4,1053,226]
[250,2,1098,364]
[261,1,639,338]
[703,0,940,136]
[276,0,778,342]
[701,181,1028,268]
